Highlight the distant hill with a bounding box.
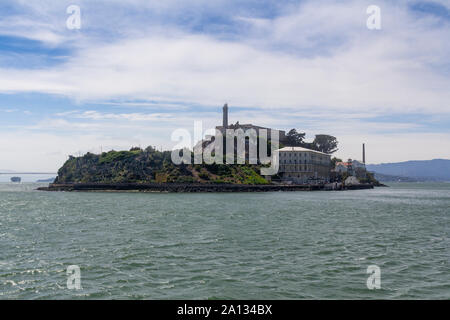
[366,159,450,182]
[371,172,419,182]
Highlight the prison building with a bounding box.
[277,147,331,183]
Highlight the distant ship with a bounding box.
[10,177,21,183]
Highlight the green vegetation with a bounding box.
[285,129,339,154]
[285,129,306,146]
[311,134,339,154]
[239,166,268,184]
[54,146,270,185]
[358,171,383,186]
[98,149,142,164]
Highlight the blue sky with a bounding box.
[0,0,449,171]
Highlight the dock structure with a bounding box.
[38,183,374,193]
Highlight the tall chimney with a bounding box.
[223,103,228,128]
[363,143,366,164]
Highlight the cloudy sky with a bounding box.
[0,0,449,171]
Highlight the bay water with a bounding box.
[0,182,448,299]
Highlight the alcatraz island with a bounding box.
[39,104,380,192]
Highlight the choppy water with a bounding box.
[0,182,448,299]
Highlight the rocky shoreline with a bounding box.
[37,183,374,193]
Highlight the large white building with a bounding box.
[277,147,332,183]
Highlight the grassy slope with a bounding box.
[54,147,269,185]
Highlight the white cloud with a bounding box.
[0,1,449,113]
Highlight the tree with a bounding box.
[145,146,156,153]
[311,135,338,154]
[285,129,306,146]
[331,157,342,167]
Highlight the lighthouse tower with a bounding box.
[223,103,229,128]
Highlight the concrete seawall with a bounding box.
[37,183,374,193]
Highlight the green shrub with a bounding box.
[199,173,210,180]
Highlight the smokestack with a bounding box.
[223,103,228,128]
[363,143,366,164]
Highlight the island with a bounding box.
[38,146,377,193]
[38,104,380,193]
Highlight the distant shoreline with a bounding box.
[37,183,374,193]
